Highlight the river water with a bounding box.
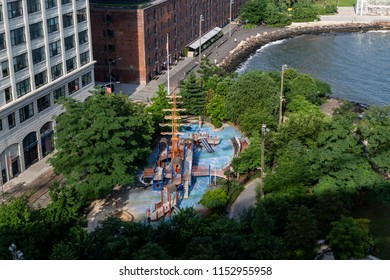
[237,31,390,106]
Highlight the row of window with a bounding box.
[0,33,88,80]
[0,71,92,131]
[3,1,86,20]
[3,10,87,49]
[1,50,90,99]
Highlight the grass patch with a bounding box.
[316,0,355,7]
[351,200,390,259]
[337,0,355,6]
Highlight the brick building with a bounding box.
[90,0,245,85]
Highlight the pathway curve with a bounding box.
[229,178,261,219]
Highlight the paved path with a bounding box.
[229,178,261,219]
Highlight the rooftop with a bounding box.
[90,0,166,9]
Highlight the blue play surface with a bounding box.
[124,124,241,221]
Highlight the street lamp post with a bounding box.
[9,243,24,260]
[229,0,234,38]
[261,123,266,179]
[279,64,287,125]
[108,57,122,91]
[199,15,204,64]
[259,123,268,199]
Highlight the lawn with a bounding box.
[316,0,355,6]
[351,200,390,259]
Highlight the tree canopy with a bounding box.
[327,216,374,260]
[50,89,154,201]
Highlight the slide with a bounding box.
[200,138,214,153]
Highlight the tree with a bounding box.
[284,205,318,259]
[225,70,279,125]
[264,140,311,196]
[327,216,374,260]
[146,84,170,130]
[239,0,265,24]
[179,72,205,116]
[241,205,286,259]
[307,112,388,198]
[133,242,169,260]
[291,0,319,22]
[231,131,263,174]
[50,89,154,201]
[357,105,390,175]
[313,190,349,238]
[0,198,34,259]
[286,74,329,105]
[206,76,234,126]
[199,188,228,214]
[273,96,329,151]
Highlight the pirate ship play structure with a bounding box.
[144,90,227,221]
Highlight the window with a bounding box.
[77,8,87,23]
[0,5,3,22]
[105,14,112,23]
[13,53,28,72]
[32,46,45,64]
[63,12,73,28]
[45,0,57,9]
[37,94,51,112]
[105,44,115,52]
[62,0,71,4]
[19,103,34,123]
[27,0,41,14]
[49,40,61,57]
[106,30,114,37]
[10,27,25,46]
[1,60,9,77]
[0,119,2,131]
[53,86,65,102]
[34,70,47,88]
[64,35,75,51]
[29,22,43,40]
[80,51,90,66]
[0,33,5,51]
[78,30,88,45]
[16,78,31,97]
[68,78,79,95]
[4,87,13,103]
[51,63,62,80]
[47,17,59,33]
[7,1,23,19]
[81,72,92,87]
[8,113,16,129]
[66,57,77,73]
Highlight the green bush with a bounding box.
[212,119,222,128]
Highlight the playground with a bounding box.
[86,122,242,230]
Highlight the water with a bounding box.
[237,31,390,106]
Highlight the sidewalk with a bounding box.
[1,155,54,204]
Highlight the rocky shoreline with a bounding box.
[220,22,390,73]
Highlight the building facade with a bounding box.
[90,0,245,85]
[0,0,95,186]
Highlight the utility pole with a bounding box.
[199,15,204,64]
[279,64,287,125]
[259,123,267,199]
[229,0,234,38]
[261,123,266,179]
